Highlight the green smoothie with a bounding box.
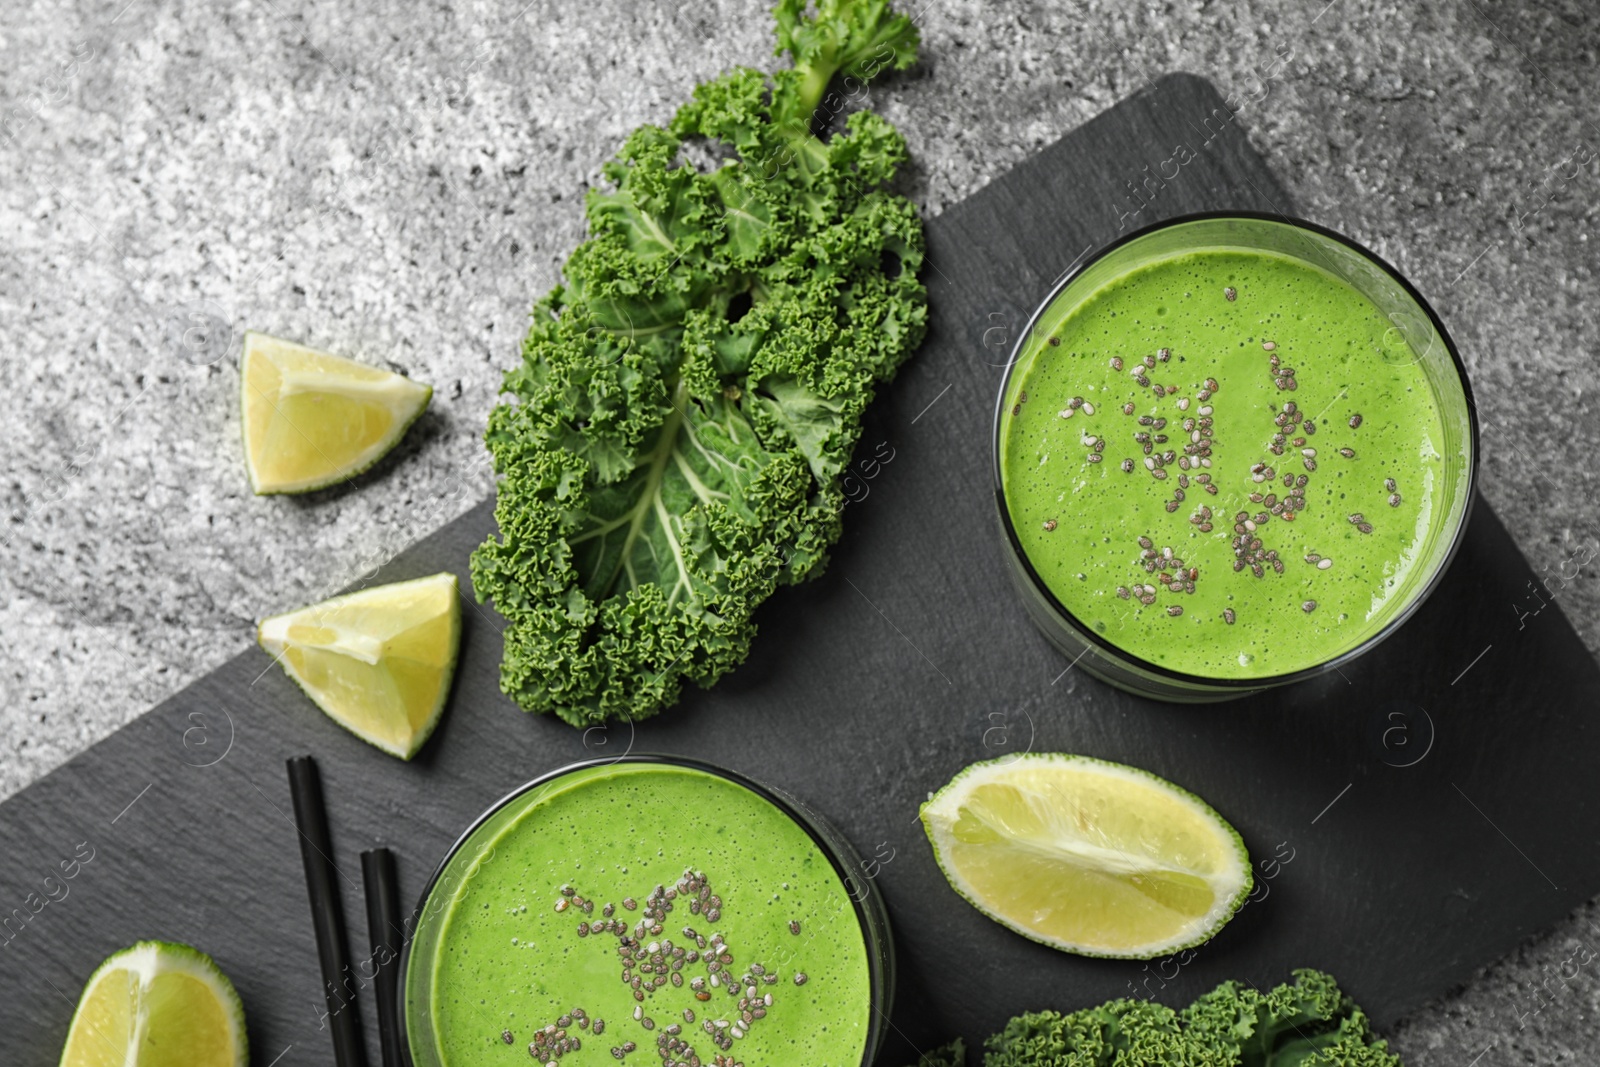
[413,763,872,1067]
[1000,248,1449,679]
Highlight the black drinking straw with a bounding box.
[361,848,405,1067]
[286,756,369,1067]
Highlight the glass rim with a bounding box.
[991,210,1482,691]
[397,753,891,1065]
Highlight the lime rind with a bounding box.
[60,940,248,1067]
[257,572,461,760]
[920,752,1253,960]
[239,330,432,496]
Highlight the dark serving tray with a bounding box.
[4,74,1597,1065]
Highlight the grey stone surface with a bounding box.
[1,0,1597,1060]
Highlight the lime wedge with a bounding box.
[258,572,461,759]
[58,941,247,1067]
[920,753,1251,959]
[240,331,431,494]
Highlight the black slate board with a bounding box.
[5,73,1599,1065]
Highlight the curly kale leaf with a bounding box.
[471,1,927,726]
[773,0,920,133]
[913,1039,968,1067]
[910,970,1403,1067]
[1180,969,1403,1067]
[984,1000,1208,1067]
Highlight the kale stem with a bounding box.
[796,56,839,126]
[603,383,688,599]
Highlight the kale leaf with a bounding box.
[967,970,1404,1067]
[471,0,927,725]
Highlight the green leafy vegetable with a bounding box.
[908,971,1403,1067]
[1179,970,1402,1067]
[912,1040,968,1067]
[471,0,927,725]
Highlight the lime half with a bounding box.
[258,572,461,759]
[58,941,247,1067]
[240,331,431,494]
[920,753,1252,959]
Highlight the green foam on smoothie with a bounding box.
[1000,248,1448,680]
[419,763,871,1065]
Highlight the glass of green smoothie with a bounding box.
[400,756,894,1067]
[995,213,1478,702]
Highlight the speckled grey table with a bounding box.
[3,0,1598,1062]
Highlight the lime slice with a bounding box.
[920,753,1251,959]
[240,331,431,494]
[58,941,247,1067]
[258,572,461,760]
